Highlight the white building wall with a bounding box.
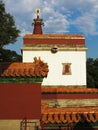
[22,51,86,86]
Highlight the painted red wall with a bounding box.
[24,38,85,45]
[0,83,41,119]
[42,128,98,130]
[42,93,98,99]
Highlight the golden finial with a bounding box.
[36,8,40,18]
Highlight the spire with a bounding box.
[32,8,44,34]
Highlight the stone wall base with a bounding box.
[0,119,40,130]
[42,99,98,107]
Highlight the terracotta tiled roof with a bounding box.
[41,103,98,124]
[0,57,48,77]
[24,34,85,39]
[42,87,98,93]
[23,34,85,45]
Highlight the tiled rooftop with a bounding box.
[42,87,98,93]
[24,34,85,39]
[0,57,48,77]
[41,103,98,124]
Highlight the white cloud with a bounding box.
[43,12,69,33]
[3,0,42,13]
[20,29,30,37]
[3,0,98,35]
[71,12,98,35]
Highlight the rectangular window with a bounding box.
[62,63,71,75]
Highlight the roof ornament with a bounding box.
[32,8,44,34]
[36,8,40,18]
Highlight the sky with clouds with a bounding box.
[3,0,98,58]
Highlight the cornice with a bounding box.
[24,34,85,39]
[22,44,87,51]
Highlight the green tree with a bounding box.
[87,58,98,88]
[0,0,20,47]
[93,58,98,88]
[0,48,22,62]
[0,0,21,61]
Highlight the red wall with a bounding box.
[42,93,98,99]
[24,38,85,45]
[42,128,98,130]
[0,83,41,119]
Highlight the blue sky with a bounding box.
[3,0,98,59]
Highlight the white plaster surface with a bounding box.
[23,51,86,86]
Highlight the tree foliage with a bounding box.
[87,58,98,88]
[0,48,22,62]
[0,0,21,61]
[0,0,20,47]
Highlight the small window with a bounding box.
[62,63,71,75]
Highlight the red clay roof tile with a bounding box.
[0,57,48,77]
[41,87,98,93]
[24,34,85,39]
[41,103,98,124]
